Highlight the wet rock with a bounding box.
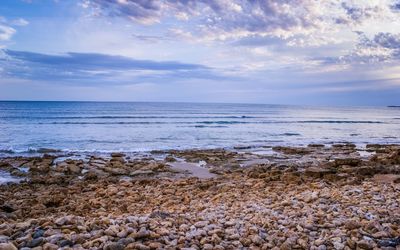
[111,152,125,158]
[272,146,311,155]
[165,156,176,162]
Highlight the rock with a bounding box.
[165,156,176,162]
[333,158,360,166]
[305,167,335,178]
[133,227,151,239]
[0,224,12,236]
[194,221,208,228]
[26,237,44,248]
[111,152,125,158]
[378,237,400,247]
[104,242,124,250]
[300,191,319,203]
[130,170,154,176]
[357,239,374,249]
[126,243,150,250]
[0,243,17,250]
[32,229,45,239]
[104,225,119,237]
[58,239,73,247]
[43,243,58,250]
[67,164,81,174]
[251,235,263,245]
[333,241,345,250]
[55,215,75,226]
[314,239,325,246]
[0,204,14,213]
[203,244,213,250]
[373,174,400,183]
[344,219,361,230]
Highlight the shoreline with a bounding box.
[0,143,399,249]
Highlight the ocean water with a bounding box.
[0,101,399,157]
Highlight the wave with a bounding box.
[193,125,229,128]
[295,120,383,124]
[33,120,385,125]
[1,115,258,119]
[280,133,301,136]
[0,147,62,154]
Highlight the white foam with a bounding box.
[0,171,22,185]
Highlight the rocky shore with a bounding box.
[0,144,399,249]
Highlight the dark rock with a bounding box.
[378,237,400,247]
[333,158,361,167]
[111,153,125,158]
[165,155,176,162]
[117,238,135,246]
[32,229,45,239]
[58,239,73,247]
[305,167,336,178]
[0,204,15,213]
[308,144,325,148]
[26,237,44,248]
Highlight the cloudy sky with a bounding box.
[1,0,400,105]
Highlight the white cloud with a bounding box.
[0,25,16,41]
[11,18,29,26]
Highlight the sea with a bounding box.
[0,101,400,158]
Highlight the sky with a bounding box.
[0,0,400,105]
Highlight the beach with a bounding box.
[1,143,399,249]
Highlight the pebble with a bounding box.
[0,145,399,249]
[0,243,17,250]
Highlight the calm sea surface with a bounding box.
[0,101,400,157]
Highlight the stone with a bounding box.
[55,215,75,226]
[26,237,44,248]
[133,227,151,239]
[104,242,124,250]
[357,240,374,250]
[126,243,150,250]
[305,167,335,178]
[58,239,73,247]
[67,164,81,174]
[32,229,45,239]
[194,221,208,228]
[0,224,12,236]
[251,235,263,245]
[130,169,154,176]
[43,243,58,250]
[344,220,361,230]
[333,241,345,250]
[373,174,400,183]
[0,243,17,250]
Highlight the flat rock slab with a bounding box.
[168,162,216,179]
[373,174,400,183]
